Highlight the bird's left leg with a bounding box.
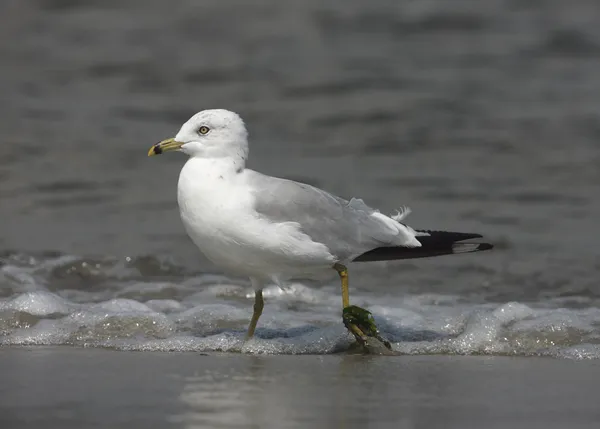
[246,289,264,339]
[333,263,391,352]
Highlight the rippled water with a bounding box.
[1,0,600,359]
[2,252,600,359]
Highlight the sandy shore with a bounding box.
[1,347,598,429]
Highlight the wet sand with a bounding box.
[1,347,598,429]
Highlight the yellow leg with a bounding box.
[333,263,392,353]
[334,263,350,308]
[246,290,264,339]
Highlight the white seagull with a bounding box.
[148,109,492,350]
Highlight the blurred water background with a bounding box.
[1,0,600,427]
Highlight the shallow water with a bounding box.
[2,252,600,359]
[2,0,600,360]
[2,348,600,429]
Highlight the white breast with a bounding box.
[176,158,335,282]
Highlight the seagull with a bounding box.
[148,109,493,351]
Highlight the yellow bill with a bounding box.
[148,138,184,156]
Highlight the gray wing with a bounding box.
[246,170,418,262]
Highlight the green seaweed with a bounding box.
[342,305,393,355]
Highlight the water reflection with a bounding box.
[171,355,459,429]
[170,355,600,429]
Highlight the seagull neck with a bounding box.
[188,156,245,178]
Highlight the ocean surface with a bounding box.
[1,0,600,427]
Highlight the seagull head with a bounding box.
[148,109,249,162]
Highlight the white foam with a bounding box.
[1,265,40,293]
[6,319,74,345]
[106,325,352,355]
[116,282,180,301]
[145,299,183,313]
[2,259,600,359]
[90,298,157,313]
[557,344,600,360]
[2,291,72,315]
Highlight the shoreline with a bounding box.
[2,346,599,429]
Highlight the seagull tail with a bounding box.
[352,230,493,262]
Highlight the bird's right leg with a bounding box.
[333,263,392,353]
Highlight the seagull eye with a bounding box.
[198,126,210,135]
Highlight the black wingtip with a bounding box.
[353,230,494,262]
[478,243,493,251]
